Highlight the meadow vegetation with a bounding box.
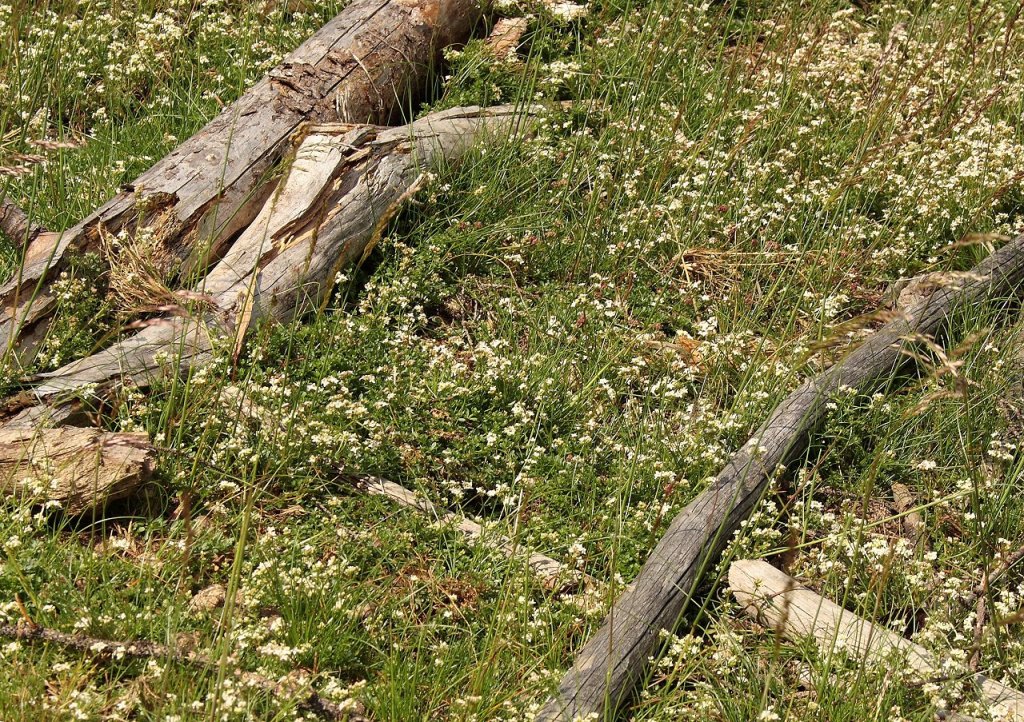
[2,0,1024,720]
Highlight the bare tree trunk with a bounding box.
[537,235,1024,721]
[0,0,482,363]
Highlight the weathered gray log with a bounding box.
[0,426,155,514]
[538,234,1024,721]
[0,0,482,361]
[18,105,545,402]
[729,559,1024,721]
[0,196,42,246]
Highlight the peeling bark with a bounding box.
[4,104,551,510]
[24,105,545,400]
[0,0,483,361]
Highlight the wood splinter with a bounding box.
[356,474,590,592]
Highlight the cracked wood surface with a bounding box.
[0,196,42,246]
[24,105,544,401]
[2,105,549,511]
[0,426,156,515]
[537,233,1024,721]
[0,0,482,362]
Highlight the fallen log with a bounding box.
[357,474,588,591]
[0,0,483,362]
[4,104,551,507]
[21,105,546,399]
[537,235,1024,721]
[729,559,1024,721]
[0,426,156,515]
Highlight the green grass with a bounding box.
[4,0,1024,719]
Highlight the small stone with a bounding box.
[189,584,227,613]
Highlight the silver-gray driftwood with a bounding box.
[538,234,1024,720]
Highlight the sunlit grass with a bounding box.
[2,0,1024,719]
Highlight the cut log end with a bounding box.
[0,426,157,515]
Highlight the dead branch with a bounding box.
[537,233,1024,721]
[25,105,548,399]
[216,386,585,590]
[355,474,588,592]
[0,621,366,720]
[3,104,553,511]
[729,559,1024,721]
[0,0,483,362]
[970,542,1024,671]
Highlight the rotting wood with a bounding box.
[0,621,367,721]
[2,104,555,512]
[729,559,1024,721]
[356,474,588,592]
[0,426,155,515]
[21,105,550,400]
[537,233,1024,721]
[486,17,528,58]
[0,0,483,362]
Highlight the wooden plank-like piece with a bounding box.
[0,0,482,359]
[0,426,156,515]
[360,474,586,591]
[729,559,1024,720]
[537,234,1024,721]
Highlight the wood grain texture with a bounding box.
[0,426,155,514]
[729,559,1024,721]
[1,105,548,511]
[0,0,482,358]
[538,234,1024,721]
[0,196,41,246]
[25,105,546,400]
